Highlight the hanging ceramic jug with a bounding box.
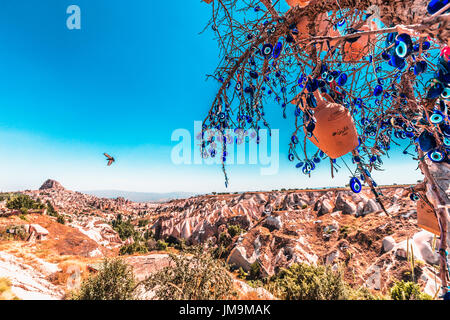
[294,13,340,55]
[286,0,310,7]
[417,197,440,236]
[342,23,377,62]
[304,91,359,159]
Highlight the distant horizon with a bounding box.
[0,178,421,196]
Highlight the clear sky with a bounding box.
[0,1,423,194]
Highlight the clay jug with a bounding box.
[295,13,340,55]
[342,22,377,62]
[417,197,440,236]
[304,91,359,159]
[286,0,310,7]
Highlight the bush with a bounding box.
[156,240,168,251]
[112,215,139,241]
[119,242,148,256]
[228,224,244,238]
[249,261,261,280]
[56,215,65,225]
[390,281,432,300]
[6,194,43,211]
[71,258,136,300]
[46,200,57,217]
[138,219,149,228]
[140,248,235,300]
[265,263,350,300]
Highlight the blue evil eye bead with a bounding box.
[306,121,315,135]
[318,79,326,88]
[249,70,258,79]
[444,136,450,148]
[386,32,397,45]
[319,150,326,158]
[427,149,446,162]
[360,118,369,126]
[390,53,406,69]
[422,41,431,50]
[235,82,242,90]
[313,157,321,163]
[337,73,348,86]
[286,33,294,43]
[430,111,445,124]
[381,51,390,61]
[442,124,450,137]
[273,42,283,59]
[321,71,328,79]
[326,74,334,83]
[337,19,346,27]
[306,94,317,108]
[244,86,254,95]
[414,60,428,75]
[262,43,273,57]
[291,135,299,144]
[395,34,413,58]
[427,0,450,15]
[370,156,377,163]
[349,177,362,193]
[353,155,361,163]
[436,69,450,84]
[373,85,383,97]
[419,131,437,152]
[441,87,450,99]
[302,166,310,175]
[295,161,305,168]
[288,153,295,161]
[426,82,444,99]
[306,78,319,92]
[410,193,420,201]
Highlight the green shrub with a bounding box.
[112,215,139,241]
[119,242,148,256]
[249,261,261,280]
[6,194,43,211]
[228,224,244,238]
[46,200,58,217]
[71,258,136,300]
[140,248,235,300]
[138,219,149,228]
[56,215,65,224]
[390,281,432,300]
[265,263,350,300]
[156,240,168,251]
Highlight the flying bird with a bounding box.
[103,153,115,166]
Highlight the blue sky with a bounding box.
[0,1,422,194]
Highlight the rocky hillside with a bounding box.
[150,186,449,296]
[0,180,448,299]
